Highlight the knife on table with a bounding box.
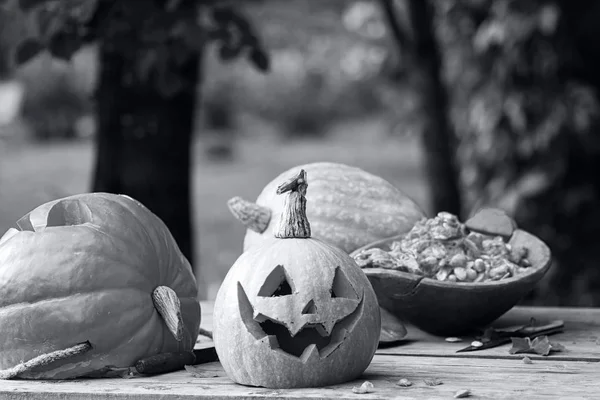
[135,346,219,375]
[86,346,219,378]
[456,320,565,353]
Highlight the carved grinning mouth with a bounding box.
[237,282,365,362]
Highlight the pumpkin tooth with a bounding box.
[319,320,337,336]
[152,286,184,341]
[314,324,329,337]
[319,329,346,358]
[299,344,320,364]
[227,197,271,233]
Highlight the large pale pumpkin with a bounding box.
[228,162,425,254]
[0,193,200,379]
[215,170,381,388]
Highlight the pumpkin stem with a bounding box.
[0,341,92,380]
[152,286,184,342]
[227,197,272,233]
[275,169,311,239]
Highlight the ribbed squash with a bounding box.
[215,170,381,388]
[228,162,426,254]
[0,193,200,379]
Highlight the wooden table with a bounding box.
[3,301,600,399]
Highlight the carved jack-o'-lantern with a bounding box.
[214,170,381,388]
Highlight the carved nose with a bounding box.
[301,299,316,315]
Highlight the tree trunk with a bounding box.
[404,0,463,216]
[92,33,201,272]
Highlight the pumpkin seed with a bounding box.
[473,258,486,272]
[454,389,472,398]
[438,211,456,221]
[449,253,468,269]
[466,268,478,281]
[436,268,450,281]
[396,378,413,387]
[352,381,374,394]
[454,267,467,281]
[445,337,463,342]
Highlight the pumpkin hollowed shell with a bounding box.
[214,238,381,388]
[351,229,552,336]
[216,170,381,388]
[230,162,426,254]
[0,193,200,379]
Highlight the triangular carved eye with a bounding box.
[258,265,294,297]
[331,266,357,299]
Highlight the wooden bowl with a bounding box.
[350,228,552,336]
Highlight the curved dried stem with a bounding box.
[227,197,271,233]
[0,341,92,380]
[275,169,311,239]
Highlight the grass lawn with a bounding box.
[0,116,429,300]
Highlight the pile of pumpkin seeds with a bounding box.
[353,211,531,283]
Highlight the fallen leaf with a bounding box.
[396,378,413,387]
[184,365,219,378]
[531,336,553,356]
[454,389,472,398]
[509,336,566,356]
[352,381,374,394]
[424,378,443,386]
[522,356,533,364]
[509,337,531,354]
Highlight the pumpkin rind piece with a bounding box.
[0,192,200,379]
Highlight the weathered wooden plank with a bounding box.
[2,355,599,400]
[197,302,600,361]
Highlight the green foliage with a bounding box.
[437,0,600,305]
[12,0,270,98]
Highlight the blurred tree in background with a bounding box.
[380,0,463,216]
[6,0,269,271]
